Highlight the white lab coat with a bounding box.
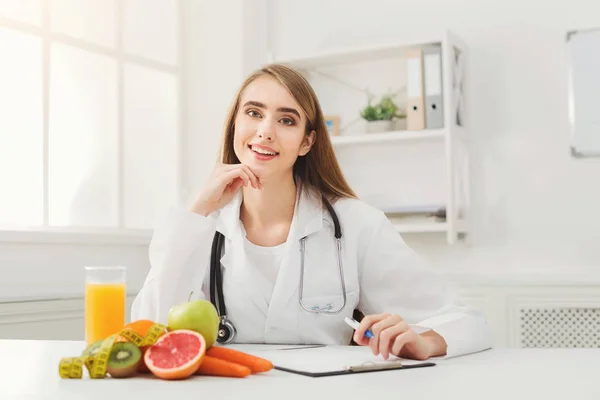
[131,187,493,358]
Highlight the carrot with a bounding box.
[206,346,274,373]
[195,356,251,378]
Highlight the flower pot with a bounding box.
[395,118,407,131]
[366,120,393,133]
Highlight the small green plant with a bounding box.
[360,95,405,121]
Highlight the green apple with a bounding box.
[168,294,220,347]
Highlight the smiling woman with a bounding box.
[131,63,493,361]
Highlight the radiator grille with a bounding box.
[520,308,600,348]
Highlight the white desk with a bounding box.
[1,339,599,400]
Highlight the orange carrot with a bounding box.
[206,346,274,373]
[195,356,251,378]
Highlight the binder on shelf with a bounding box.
[423,45,445,129]
[406,47,426,130]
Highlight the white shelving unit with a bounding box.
[270,30,469,244]
[330,129,445,146]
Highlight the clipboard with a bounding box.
[250,345,436,378]
[274,360,435,377]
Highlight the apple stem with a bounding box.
[188,291,193,302]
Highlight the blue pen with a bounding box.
[344,316,374,339]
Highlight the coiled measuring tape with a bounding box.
[58,323,168,379]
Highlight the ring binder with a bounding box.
[423,45,444,129]
[406,47,426,130]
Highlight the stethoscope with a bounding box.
[209,196,347,344]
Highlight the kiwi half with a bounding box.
[81,339,103,358]
[106,342,142,378]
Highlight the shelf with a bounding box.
[389,217,467,234]
[274,33,446,69]
[330,129,445,146]
[394,221,447,233]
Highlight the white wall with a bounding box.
[4,0,599,306]
[0,240,149,301]
[3,0,600,342]
[263,0,600,272]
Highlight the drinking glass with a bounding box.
[84,266,126,345]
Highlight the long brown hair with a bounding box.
[219,63,357,202]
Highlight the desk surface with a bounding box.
[1,339,598,400]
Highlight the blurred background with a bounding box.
[1,0,599,349]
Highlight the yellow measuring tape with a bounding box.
[58,323,168,379]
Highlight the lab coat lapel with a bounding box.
[215,191,269,316]
[215,191,242,242]
[264,187,325,335]
[215,190,243,279]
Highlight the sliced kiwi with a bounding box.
[106,342,142,378]
[81,339,104,358]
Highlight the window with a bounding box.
[0,0,182,240]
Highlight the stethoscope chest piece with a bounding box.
[217,316,236,344]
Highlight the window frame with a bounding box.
[0,0,184,245]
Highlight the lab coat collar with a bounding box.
[214,182,325,242]
[215,190,244,240]
[290,184,325,241]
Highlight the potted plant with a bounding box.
[360,95,406,133]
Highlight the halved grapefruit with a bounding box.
[144,329,206,380]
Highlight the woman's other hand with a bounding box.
[354,313,447,360]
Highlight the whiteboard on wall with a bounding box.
[567,28,600,157]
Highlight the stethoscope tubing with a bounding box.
[209,196,347,344]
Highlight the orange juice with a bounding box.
[85,282,126,345]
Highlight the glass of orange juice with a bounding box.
[84,266,126,345]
